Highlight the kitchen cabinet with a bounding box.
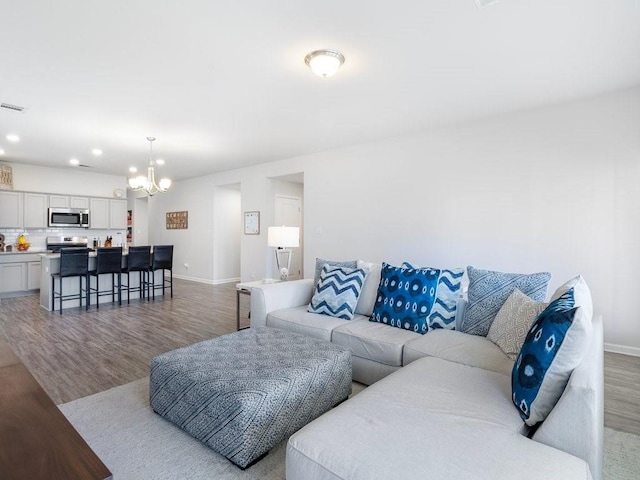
[0,191,23,228]
[49,195,90,209]
[0,262,26,293]
[24,193,48,228]
[89,198,109,229]
[49,195,69,208]
[70,196,89,209]
[109,199,127,229]
[27,261,41,290]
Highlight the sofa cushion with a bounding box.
[308,265,366,320]
[313,258,357,290]
[267,306,369,342]
[332,318,419,367]
[487,289,547,360]
[355,260,382,316]
[403,329,514,375]
[287,356,591,480]
[370,262,440,334]
[403,262,464,330]
[512,275,593,426]
[461,266,551,337]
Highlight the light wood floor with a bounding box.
[1,278,639,436]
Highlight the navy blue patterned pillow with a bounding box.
[512,276,593,426]
[308,265,366,320]
[461,266,551,337]
[402,262,464,330]
[370,263,439,334]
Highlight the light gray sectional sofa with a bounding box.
[250,271,603,480]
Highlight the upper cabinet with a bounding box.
[49,195,90,209]
[1,191,125,231]
[0,191,23,228]
[89,197,109,229]
[70,196,90,209]
[109,199,127,230]
[49,195,69,208]
[24,193,48,228]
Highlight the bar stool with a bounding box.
[89,247,123,308]
[51,248,90,315]
[148,245,173,300]
[122,245,151,303]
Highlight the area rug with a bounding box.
[60,378,639,480]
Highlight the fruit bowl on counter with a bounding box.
[16,234,30,251]
[16,242,31,251]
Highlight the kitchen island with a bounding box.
[40,251,163,311]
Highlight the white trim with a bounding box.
[172,274,240,285]
[604,343,640,357]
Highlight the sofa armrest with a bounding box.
[532,314,604,480]
[250,279,315,328]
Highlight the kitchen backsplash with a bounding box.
[0,227,126,251]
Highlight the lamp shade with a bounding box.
[268,226,300,248]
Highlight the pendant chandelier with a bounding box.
[128,137,171,195]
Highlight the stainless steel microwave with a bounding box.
[48,208,90,228]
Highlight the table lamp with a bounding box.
[267,226,300,281]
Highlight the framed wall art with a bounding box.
[244,211,260,235]
[166,211,188,229]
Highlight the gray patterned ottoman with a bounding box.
[149,327,352,469]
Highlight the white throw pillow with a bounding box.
[355,260,382,316]
[487,289,547,360]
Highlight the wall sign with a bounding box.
[166,211,188,229]
[244,211,260,235]
[0,164,13,190]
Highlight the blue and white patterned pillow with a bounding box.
[402,262,464,330]
[308,265,366,320]
[370,263,439,334]
[313,258,358,290]
[512,275,593,426]
[461,266,551,337]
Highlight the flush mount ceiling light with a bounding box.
[69,158,80,166]
[304,49,345,78]
[92,148,103,156]
[6,134,20,142]
[0,149,4,155]
[128,136,171,196]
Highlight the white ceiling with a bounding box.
[1,1,639,183]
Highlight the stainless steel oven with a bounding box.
[48,208,90,228]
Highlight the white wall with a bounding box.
[148,176,215,283]
[298,87,639,354]
[8,163,127,197]
[212,186,241,283]
[151,86,640,353]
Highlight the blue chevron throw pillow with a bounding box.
[402,262,464,330]
[308,265,366,320]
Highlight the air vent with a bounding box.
[78,164,93,168]
[1,103,25,112]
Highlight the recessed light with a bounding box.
[0,149,4,155]
[129,166,138,173]
[69,158,80,166]
[6,134,20,142]
[155,158,165,165]
[92,148,103,156]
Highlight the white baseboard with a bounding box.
[604,343,640,357]
[213,277,241,285]
[172,274,240,286]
